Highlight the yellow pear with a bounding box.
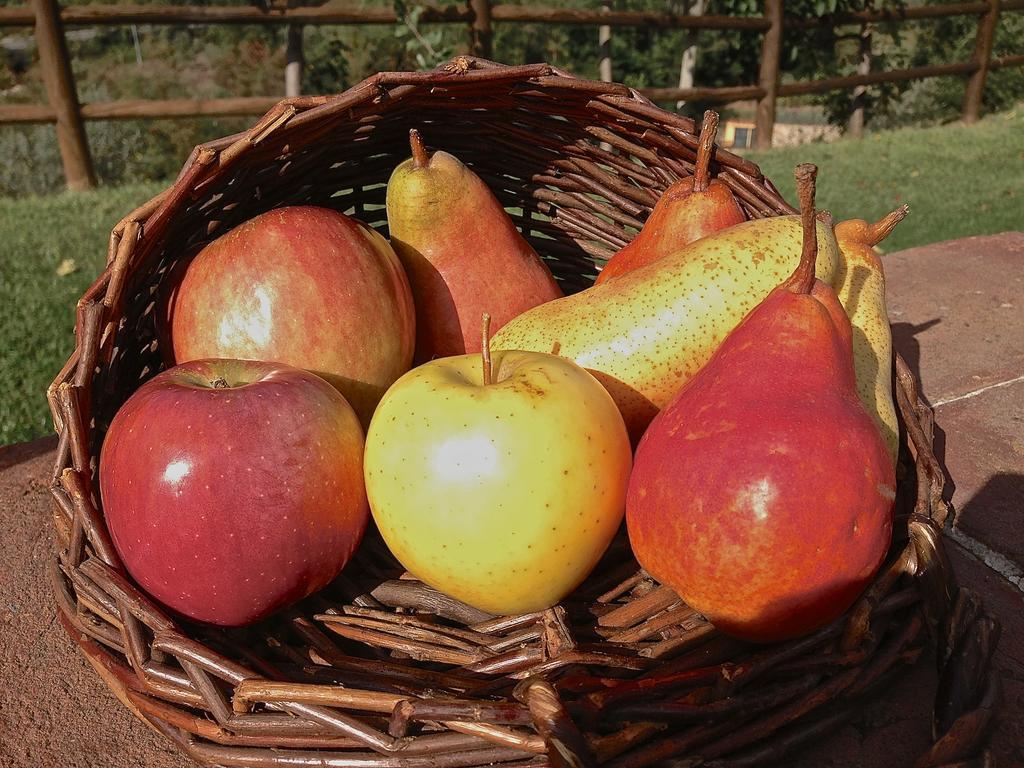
[492,215,841,440]
[833,205,909,467]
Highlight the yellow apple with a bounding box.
[364,349,632,615]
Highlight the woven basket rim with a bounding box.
[45,56,1000,768]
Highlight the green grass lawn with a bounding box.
[0,183,162,444]
[1,110,1021,446]
[748,108,1023,253]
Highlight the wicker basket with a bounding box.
[47,57,1000,768]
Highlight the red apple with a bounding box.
[99,359,369,626]
[170,206,416,427]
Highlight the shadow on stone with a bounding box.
[0,434,57,471]
[892,318,941,402]
[953,472,1024,538]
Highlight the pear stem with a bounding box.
[816,210,834,230]
[866,204,910,246]
[550,341,561,356]
[409,129,429,169]
[481,313,493,386]
[693,110,719,193]
[784,163,819,295]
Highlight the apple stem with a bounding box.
[211,377,229,389]
[409,129,429,169]
[783,163,819,295]
[866,204,910,246]
[693,110,719,193]
[481,312,493,386]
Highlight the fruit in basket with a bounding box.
[364,316,632,615]
[834,206,909,467]
[99,359,369,627]
[169,206,415,427]
[626,166,895,643]
[386,130,563,362]
[492,209,841,441]
[595,110,745,285]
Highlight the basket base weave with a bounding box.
[50,461,992,768]
[46,58,1000,768]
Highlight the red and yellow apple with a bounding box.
[99,359,368,626]
[363,349,633,615]
[170,206,416,426]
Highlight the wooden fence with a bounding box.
[2,0,1023,189]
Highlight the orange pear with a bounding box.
[595,110,745,285]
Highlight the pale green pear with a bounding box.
[492,216,841,439]
[834,206,909,467]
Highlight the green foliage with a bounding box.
[393,0,462,69]
[0,17,275,194]
[702,0,916,128]
[882,7,1024,127]
[302,28,351,94]
[1,0,1022,196]
[0,126,63,196]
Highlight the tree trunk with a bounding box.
[469,0,493,59]
[676,0,705,111]
[599,0,612,83]
[285,24,303,98]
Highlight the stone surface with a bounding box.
[884,232,1024,405]
[0,437,189,768]
[4,235,1024,767]
[942,540,1024,768]
[2,441,1021,767]
[885,232,1024,575]
[937,380,1024,570]
[789,539,1024,768]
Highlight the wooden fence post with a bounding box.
[962,0,1000,123]
[848,23,871,137]
[31,0,95,190]
[754,0,782,150]
[469,0,492,59]
[285,24,303,97]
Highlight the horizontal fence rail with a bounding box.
[3,0,1024,28]
[3,0,1022,188]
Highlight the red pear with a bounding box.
[595,110,746,285]
[386,130,563,362]
[626,165,895,643]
